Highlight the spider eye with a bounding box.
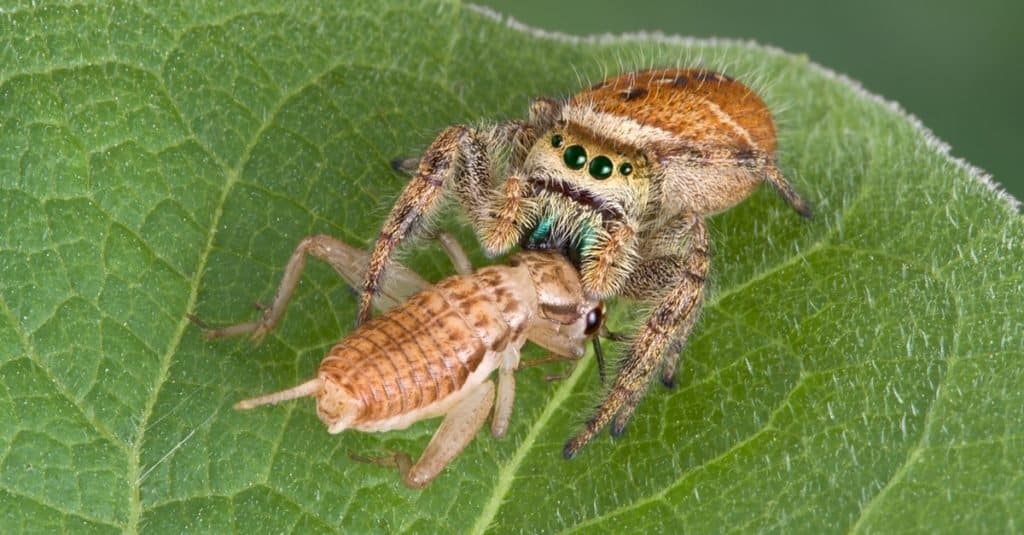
[589,156,613,180]
[584,304,605,336]
[563,145,587,170]
[619,162,633,176]
[551,134,564,148]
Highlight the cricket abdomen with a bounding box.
[319,265,534,431]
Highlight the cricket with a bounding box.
[194,234,604,488]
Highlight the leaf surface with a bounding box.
[1,2,1021,533]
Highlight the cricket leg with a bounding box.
[192,234,430,343]
[358,380,495,489]
[436,232,473,276]
[490,347,521,438]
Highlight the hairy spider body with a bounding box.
[360,68,811,459]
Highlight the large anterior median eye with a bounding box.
[563,145,587,169]
[589,156,613,180]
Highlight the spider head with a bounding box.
[519,124,652,276]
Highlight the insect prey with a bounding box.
[194,234,604,488]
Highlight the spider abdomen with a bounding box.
[571,68,777,156]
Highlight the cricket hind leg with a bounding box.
[192,227,482,343]
[192,234,431,343]
[352,380,496,489]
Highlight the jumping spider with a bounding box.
[359,68,811,459]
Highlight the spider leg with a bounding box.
[390,156,419,176]
[766,164,813,219]
[386,96,558,179]
[360,97,562,325]
[528,96,561,131]
[359,125,493,324]
[579,219,639,297]
[564,211,709,458]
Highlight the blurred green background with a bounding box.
[474,0,1023,205]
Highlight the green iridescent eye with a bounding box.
[551,134,564,148]
[619,162,633,176]
[563,145,587,169]
[589,155,613,180]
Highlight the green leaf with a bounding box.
[1,1,1020,533]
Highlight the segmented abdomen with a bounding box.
[319,266,528,424]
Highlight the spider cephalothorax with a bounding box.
[359,68,811,459]
[492,124,653,295]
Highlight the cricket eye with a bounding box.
[563,145,588,170]
[589,155,613,180]
[584,304,605,336]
